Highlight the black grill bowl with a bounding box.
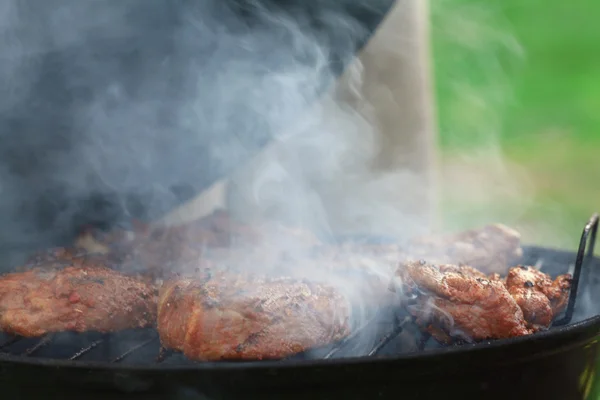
[1,244,600,400]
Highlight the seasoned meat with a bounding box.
[0,255,157,337]
[408,224,523,275]
[157,273,351,361]
[290,244,401,308]
[397,261,532,343]
[75,210,321,279]
[504,265,571,328]
[21,247,89,270]
[76,221,216,275]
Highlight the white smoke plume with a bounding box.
[0,0,410,357]
[0,0,404,267]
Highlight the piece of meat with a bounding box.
[408,224,523,275]
[74,210,322,280]
[21,247,89,270]
[0,255,157,337]
[504,265,571,328]
[292,244,401,308]
[157,272,351,361]
[397,261,532,343]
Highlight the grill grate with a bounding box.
[111,336,158,363]
[22,334,53,356]
[69,338,106,361]
[0,215,597,365]
[0,311,422,363]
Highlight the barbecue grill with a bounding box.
[1,214,599,400]
[0,1,594,399]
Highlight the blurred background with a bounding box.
[430,0,598,250]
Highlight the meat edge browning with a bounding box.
[157,277,352,361]
[0,264,158,337]
[396,261,571,343]
[407,224,524,275]
[505,265,572,328]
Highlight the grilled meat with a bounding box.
[0,254,157,337]
[157,272,351,361]
[397,261,572,343]
[21,247,89,270]
[504,265,571,328]
[75,220,216,276]
[75,208,524,286]
[408,224,523,275]
[75,210,321,279]
[397,261,533,343]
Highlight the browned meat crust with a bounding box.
[397,261,532,343]
[75,220,217,276]
[19,247,87,271]
[397,261,572,343]
[0,253,157,337]
[74,210,525,288]
[157,272,351,361]
[75,210,321,279]
[504,265,571,328]
[408,224,523,275]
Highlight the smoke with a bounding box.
[0,0,593,374]
[430,0,540,239]
[226,0,434,242]
[0,0,400,265]
[0,0,412,357]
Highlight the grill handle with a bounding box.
[553,213,599,326]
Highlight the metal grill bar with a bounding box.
[368,317,410,356]
[0,336,21,350]
[554,213,598,326]
[156,347,173,363]
[323,314,381,359]
[69,339,105,360]
[111,336,158,363]
[22,335,52,356]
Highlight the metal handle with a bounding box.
[553,213,599,326]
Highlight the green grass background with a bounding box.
[430,0,599,251]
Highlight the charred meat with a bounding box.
[75,210,321,279]
[408,224,523,275]
[397,261,572,343]
[0,253,157,337]
[397,261,532,343]
[157,272,351,361]
[504,265,571,328]
[75,219,218,277]
[21,247,90,270]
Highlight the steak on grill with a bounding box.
[0,250,157,337]
[504,265,571,328]
[408,224,523,275]
[397,261,572,343]
[398,261,532,343]
[157,271,351,361]
[75,210,321,280]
